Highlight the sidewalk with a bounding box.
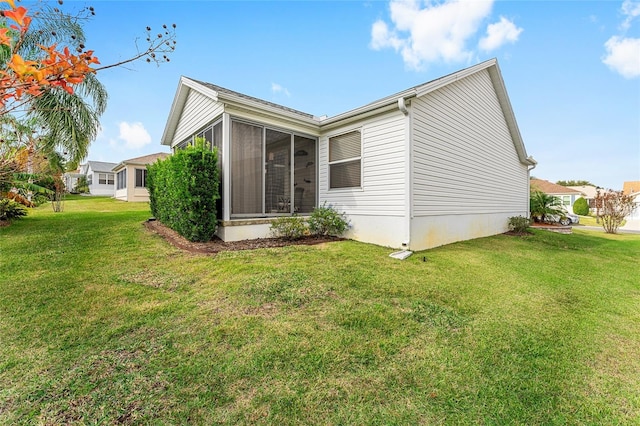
[576,223,640,235]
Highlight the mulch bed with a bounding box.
[143,219,343,255]
[0,220,9,228]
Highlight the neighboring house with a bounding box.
[160,58,536,250]
[112,153,170,202]
[628,192,640,221]
[79,161,117,196]
[531,179,583,214]
[622,181,640,196]
[567,184,597,209]
[63,168,82,193]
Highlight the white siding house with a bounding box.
[79,161,117,196]
[161,58,536,250]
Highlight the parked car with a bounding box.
[547,212,579,226]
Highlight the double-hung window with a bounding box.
[329,130,361,189]
[99,173,114,185]
[135,169,147,188]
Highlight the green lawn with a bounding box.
[577,214,626,228]
[1,196,639,424]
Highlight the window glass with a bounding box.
[329,130,361,189]
[117,170,126,190]
[294,135,316,213]
[135,169,147,187]
[231,121,263,215]
[265,129,291,213]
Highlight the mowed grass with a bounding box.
[1,196,639,424]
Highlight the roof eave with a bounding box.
[161,77,222,147]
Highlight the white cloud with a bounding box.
[621,0,640,30]
[603,36,640,78]
[116,122,152,149]
[271,83,291,97]
[369,0,506,70]
[479,16,523,51]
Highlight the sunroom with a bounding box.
[166,84,321,240]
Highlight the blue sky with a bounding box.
[73,0,639,190]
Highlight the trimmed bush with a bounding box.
[508,215,531,233]
[147,138,220,242]
[573,197,589,216]
[0,198,28,221]
[308,202,348,237]
[270,216,307,240]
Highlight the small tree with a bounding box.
[595,189,637,234]
[572,197,590,216]
[530,190,565,223]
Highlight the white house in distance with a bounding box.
[112,153,170,202]
[79,161,117,196]
[161,58,536,251]
[530,179,584,214]
[63,167,83,193]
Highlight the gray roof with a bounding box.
[192,79,316,119]
[87,161,118,173]
[112,152,170,172]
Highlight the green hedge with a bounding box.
[147,138,220,242]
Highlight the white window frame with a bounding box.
[328,129,363,190]
[135,168,147,188]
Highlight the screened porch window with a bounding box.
[230,119,316,217]
[329,130,361,189]
[116,170,126,190]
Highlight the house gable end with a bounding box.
[411,67,529,216]
[413,59,533,167]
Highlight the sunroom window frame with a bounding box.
[229,117,318,219]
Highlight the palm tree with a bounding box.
[1,3,107,165]
[530,190,565,223]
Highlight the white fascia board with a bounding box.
[112,162,125,172]
[414,58,497,98]
[485,64,535,167]
[160,77,223,147]
[320,89,417,128]
[216,92,320,129]
[412,58,535,167]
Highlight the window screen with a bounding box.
[329,130,361,189]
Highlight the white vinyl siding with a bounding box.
[412,69,528,216]
[172,89,223,147]
[319,111,406,216]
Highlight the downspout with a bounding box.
[398,97,412,250]
[526,156,537,219]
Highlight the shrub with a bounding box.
[74,176,89,194]
[147,138,220,242]
[0,198,27,221]
[572,197,589,216]
[308,202,348,236]
[508,215,531,233]
[530,190,564,223]
[270,216,307,240]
